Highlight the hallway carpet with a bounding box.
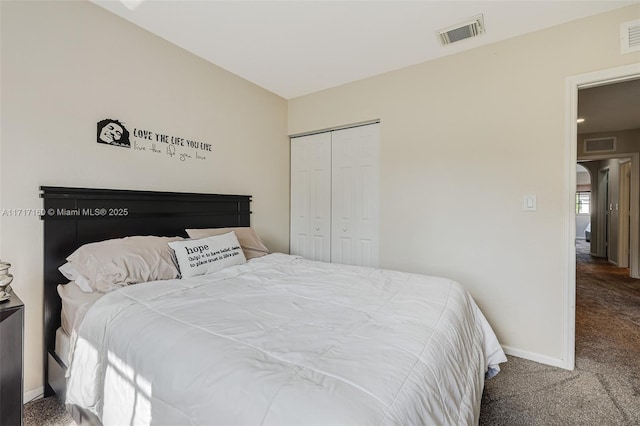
[24,240,640,425]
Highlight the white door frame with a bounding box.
[563,64,640,370]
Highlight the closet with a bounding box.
[290,122,380,267]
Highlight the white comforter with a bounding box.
[67,253,506,425]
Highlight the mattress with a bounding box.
[66,253,506,425]
[54,327,71,367]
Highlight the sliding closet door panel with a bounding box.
[290,133,331,262]
[292,167,310,258]
[331,124,380,267]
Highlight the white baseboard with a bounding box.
[502,345,572,370]
[24,386,44,405]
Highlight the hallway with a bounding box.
[575,239,640,374]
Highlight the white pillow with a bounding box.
[168,232,246,279]
[59,262,93,293]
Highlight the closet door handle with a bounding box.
[342,228,347,232]
[315,227,320,231]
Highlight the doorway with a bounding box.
[578,158,633,266]
[619,160,631,268]
[599,168,610,259]
[564,64,640,370]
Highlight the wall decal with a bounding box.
[97,118,131,148]
[97,117,212,162]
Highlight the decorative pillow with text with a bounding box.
[168,232,246,279]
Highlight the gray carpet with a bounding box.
[24,240,640,425]
[480,239,640,425]
[24,395,75,426]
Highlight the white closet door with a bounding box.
[290,132,332,262]
[331,124,380,267]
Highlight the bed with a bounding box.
[41,186,506,425]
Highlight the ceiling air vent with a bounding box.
[621,19,640,54]
[584,137,616,153]
[438,15,485,46]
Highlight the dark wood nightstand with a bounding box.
[0,289,24,426]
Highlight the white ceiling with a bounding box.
[90,0,636,99]
[578,78,640,134]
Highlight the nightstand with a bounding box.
[0,289,24,425]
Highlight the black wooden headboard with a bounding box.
[40,186,251,396]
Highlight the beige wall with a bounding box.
[576,171,591,187]
[1,1,289,396]
[289,5,640,364]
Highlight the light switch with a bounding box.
[524,195,537,211]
